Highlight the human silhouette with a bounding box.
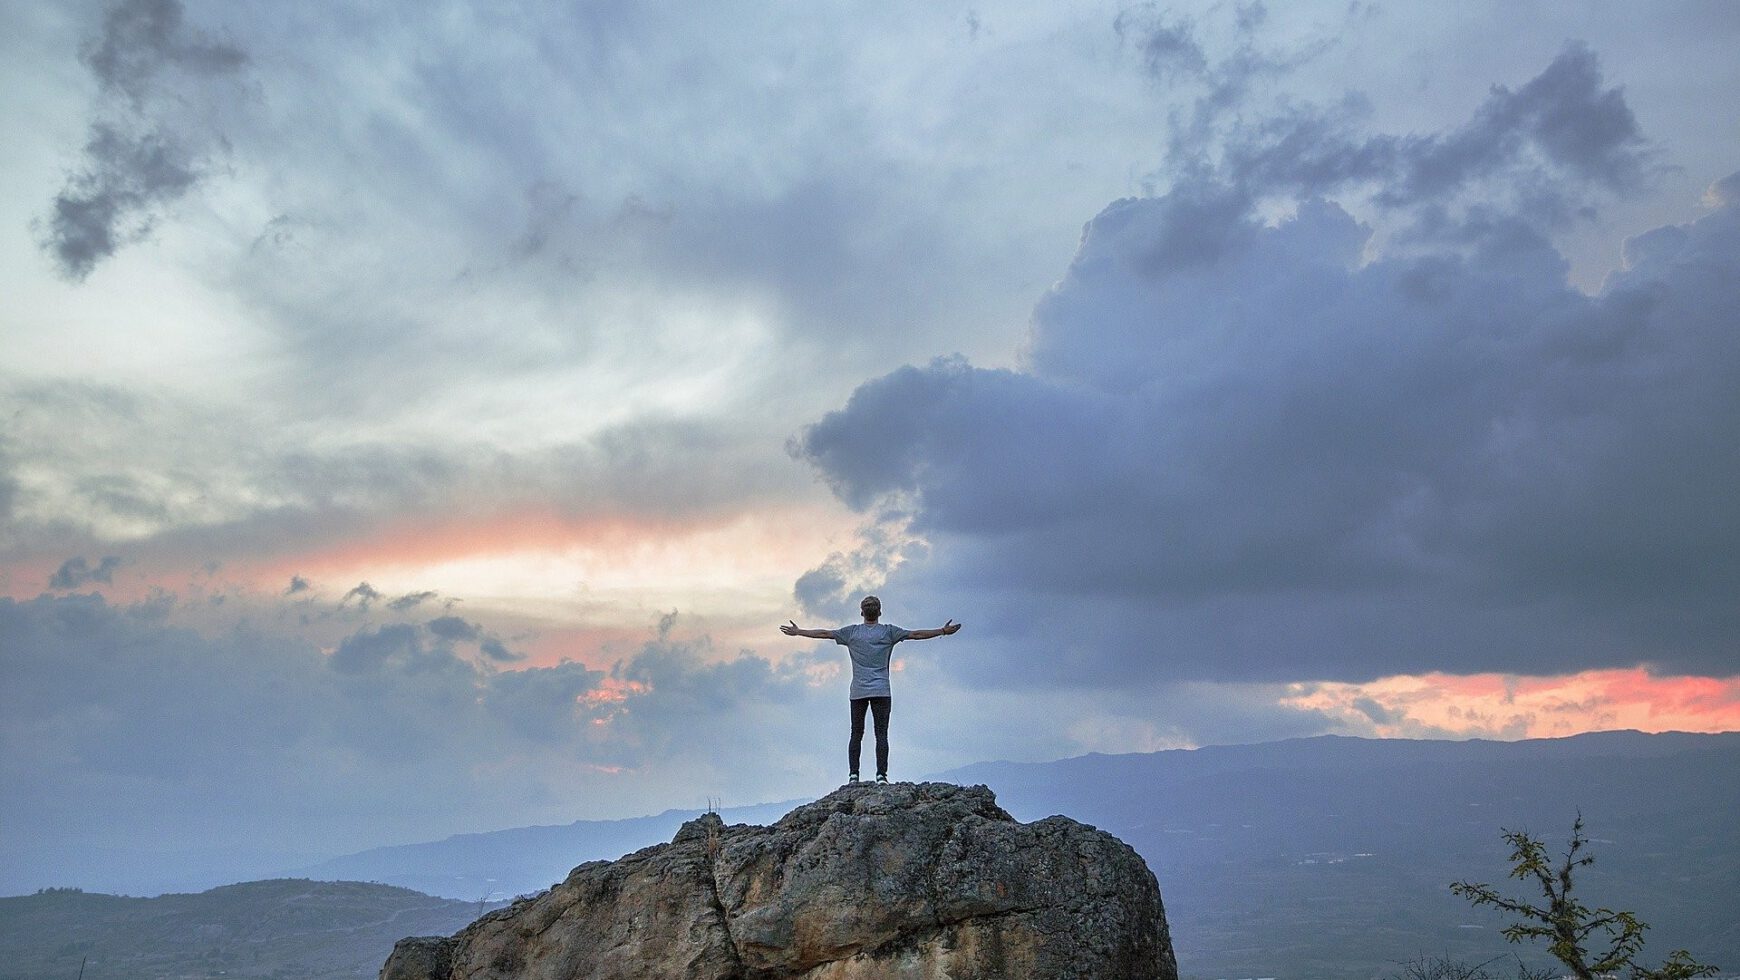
[782,595,962,785]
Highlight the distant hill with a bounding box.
[295,799,801,900]
[7,732,1735,980]
[305,730,1740,980]
[0,878,496,980]
[933,730,1740,980]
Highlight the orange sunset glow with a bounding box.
[1285,669,1740,739]
[6,0,1738,923]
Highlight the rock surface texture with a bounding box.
[379,781,1177,980]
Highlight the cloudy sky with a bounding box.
[3,0,1738,895]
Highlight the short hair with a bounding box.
[860,595,881,610]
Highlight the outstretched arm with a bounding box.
[905,620,963,640]
[780,621,836,640]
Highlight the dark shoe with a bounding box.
[876,773,889,785]
[847,773,860,786]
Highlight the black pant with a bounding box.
[849,696,891,777]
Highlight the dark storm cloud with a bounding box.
[1224,43,1652,219]
[479,638,525,663]
[605,624,829,766]
[41,0,247,279]
[1116,3,1269,104]
[0,437,17,523]
[1120,2,1335,181]
[387,590,439,611]
[484,660,603,742]
[795,46,1740,686]
[426,615,481,643]
[341,581,383,608]
[81,0,246,104]
[792,564,849,620]
[422,614,526,663]
[330,616,523,675]
[791,508,924,621]
[1120,8,1652,228]
[327,623,437,675]
[1391,43,1647,198]
[0,592,608,797]
[1124,16,1205,83]
[42,124,202,280]
[48,555,122,590]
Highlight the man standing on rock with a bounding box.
[782,595,962,786]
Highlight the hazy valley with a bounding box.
[5,731,1736,980]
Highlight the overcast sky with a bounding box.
[3,0,1738,896]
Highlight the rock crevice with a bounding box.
[380,781,1177,980]
[698,814,750,977]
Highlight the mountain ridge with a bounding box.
[5,731,1733,980]
[293,729,1740,905]
[336,729,1738,980]
[0,878,498,980]
[295,798,804,900]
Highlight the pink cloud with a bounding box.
[1286,668,1740,739]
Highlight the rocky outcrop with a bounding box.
[380,781,1177,980]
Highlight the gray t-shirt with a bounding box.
[834,622,911,699]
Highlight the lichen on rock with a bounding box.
[380,781,1177,980]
